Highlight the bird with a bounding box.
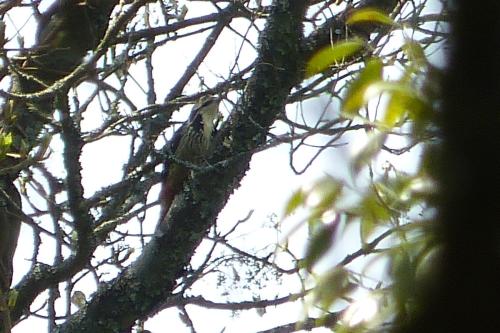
[27,0,116,82]
[7,0,117,146]
[158,95,221,225]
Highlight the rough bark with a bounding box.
[56,1,308,331]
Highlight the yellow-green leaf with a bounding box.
[402,40,427,66]
[356,189,393,242]
[344,75,428,128]
[381,83,428,128]
[343,58,384,116]
[0,131,13,158]
[306,38,365,78]
[347,8,395,26]
[0,132,12,147]
[383,90,412,128]
[8,289,18,308]
[284,189,306,217]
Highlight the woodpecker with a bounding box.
[158,95,221,224]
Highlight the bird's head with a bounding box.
[194,95,220,119]
[188,95,221,145]
[190,95,221,128]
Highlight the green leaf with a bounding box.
[284,189,306,216]
[314,267,352,309]
[358,191,392,242]
[391,249,416,311]
[374,181,401,211]
[305,38,365,78]
[8,289,18,308]
[0,131,13,158]
[345,78,429,129]
[365,193,392,222]
[304,222,337,270]
[343,58,384,116]
[309,176,343,210]
[352,132,386,174]
[383,91,408,128]
[360,212,376,243]
[382,85,428,129]
[402,40,427,66]
[0,132,12,148]
[347,8,396,26]
[376,175,435,212]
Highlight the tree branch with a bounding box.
[55,1,309,331]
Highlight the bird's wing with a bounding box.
[162,122,186,174]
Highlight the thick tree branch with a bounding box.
[257,311,341,333]
[55,1,309,332]
[157,291,308,313]
[52,1,404,331]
